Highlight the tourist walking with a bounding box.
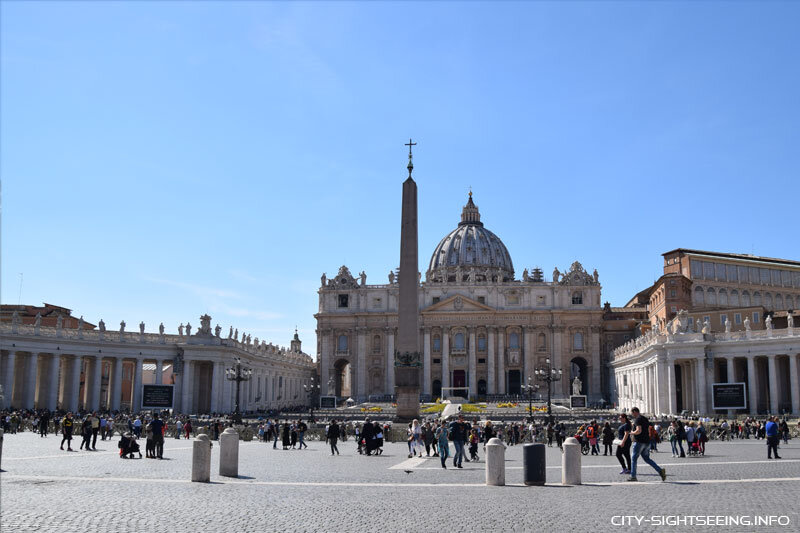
[449,415,468,468]
[616,413,632,474]
[766,416,781,459]
[602,422,614,456]
[282,421,291,450]
[327,419,340,455]
[90,412,100,449]
[80,416,93,450]
[184,419,192,440]
[150,412,165,459]
[297,418,308,449]
[627,407,666,482]
[435,421,450,469]
[39,411,50,437]
[60,412,74,451]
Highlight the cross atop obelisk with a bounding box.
[395,138,421,420]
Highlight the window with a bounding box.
[537,332,546,351]
[782,270,792,287]
[432,297,440,305]
[623,375,628,386]
[477,296,486,304]
[718,288,728,306]
[742,290,751,307]
[734,313,742,324]
[749,266,759,284]
[787,295,795,310]
[765,293,773,310]
[706,287,716,306]
[771,269,781,286]
[760,268,770,285]
[338,294,349,308]
[738,266,748,283]
[477,335,487,352]
[372,335,381,354]
[537,295,546,305]
[727,266,738,282]
[478,358,486,364]
[506,292,520,305]
[730,290,740,306]
[694,286,705,306]
[372,297,382,309]
[688,317,694,327]
[433,358,441,364]
[670,290,676,298]
[572,291,583,305]
[337,335,348,352]
[775,294,783,310]
[509,332,520,349]
[752,312,760,323]
[573,332,584,350]
[671,306,678,312]
[720,314,728,327]
[716,263,726,281]
[691,259,702,279]
[623,334,630,340]
[753,292,762,306]
[454,332,465,351]
[703,262,715,279]
[432,335,441,353]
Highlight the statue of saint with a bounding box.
[120,320,126,333]
[78,316,84,331]
[788,313,794,329]
[765,314,773,330]
[702,318,710,334]
[159,322,165,335]
[56,314,64,329]
[360,271,367,286]
[572,376,582,396]
[99,319,106,332]
[234,328,239,341]
[744,316,751,331]
[522,268,529,282]
[139,321,145,334]
[321,273,327,287]
[186,323,192,336]
[215,324,222,337]
[388,271,395,284]
[34,312,42,328]
[469,268,476,283]
[553,267,560,283]
[11,310,20,326]
[228,326,233,339]
[593,269,599,283]
[178,323,184,336]
[725,318,732,333]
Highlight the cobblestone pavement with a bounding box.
[1,433,799,532]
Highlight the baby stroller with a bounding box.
[687,439,701,457]
[119,433,142,459]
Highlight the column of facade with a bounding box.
[747,356,758,415]
[132,358,143,413]
[90,355,102,411]
[154,359,163,385]
[386,328,395,394]
[487,328,496,395]
[69,355,82,412]
[666,358,676,414]
[789,354,799,415]
[590,327,601,400]
[2,351,15,408]
[468,328,477,398]
[767,355,779,414]
[497,328,506,394]
[551,326,562,396]
[320,330,331,395]
[523,326,532,386]
[441,327,450,392]
[356,328,366,400]
[210,361,221,413]
[423,328,431,396]
[24,353,39,409]
[45,355,59,411]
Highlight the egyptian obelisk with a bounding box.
[394,139,421,420]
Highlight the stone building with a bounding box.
[315,193,604,402]
[0,313,315,413]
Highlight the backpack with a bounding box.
[586,426,596,439]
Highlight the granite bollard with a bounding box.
[485,437,506,486]
[219,427,240,477]
[561,437,581,485]
[191,434,212,482]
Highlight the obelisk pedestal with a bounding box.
[394,140,421,421]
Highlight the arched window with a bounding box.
[572,291,583,305]
[786,295,794,310]
[372,334,381,354]
[454,332,465,351]
[765,293,773,310]
[537,332,547,351]
[337,335,348,352]
[742,290,751,307]
[694,286,705,306]
[477,334,487,352]
[509,332,520,349]
[730,290,739,307]
[432,334,441,353]
[775,294,783,310]
[753,292,762,306]
[706,287,716,306]
[573,332,584,350]
[718,288,728,306]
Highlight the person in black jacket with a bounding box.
[281,421,290,450]
[361,418,374,456]
[327,420,340,455]
[60,413,74,451]
[602,421,615,456]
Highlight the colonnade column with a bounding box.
[182,360,194,414]
[155,359,163,385]
[90,356,102,411]
[767,355,779,414]
[747,356,758,415]
[441,327,450,393]
[790,355,799,415]
[667,358,676,414]
[210,361,220,413]
[487,328,496,395]
[25,353,39,409]
[2,351,15,408]
[497,328,505,394]
[132,359,143,413]
[423,328,431,397]
[386,328,395,394]
[48,355,61,411]
[356,328,366,400]
[109,358,122,411]
[69,356,82,412]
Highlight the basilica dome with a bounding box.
[427,193,514,283]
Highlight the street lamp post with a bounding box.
[521,378,539,423]
[304,377,322,422]
[225,357,252,425]
[534,358,563,424]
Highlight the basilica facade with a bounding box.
[315,194,604,403]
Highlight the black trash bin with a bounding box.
[523,443,546,486]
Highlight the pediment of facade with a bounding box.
[422,294,495,314]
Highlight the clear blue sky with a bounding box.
[2,2,798,355]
